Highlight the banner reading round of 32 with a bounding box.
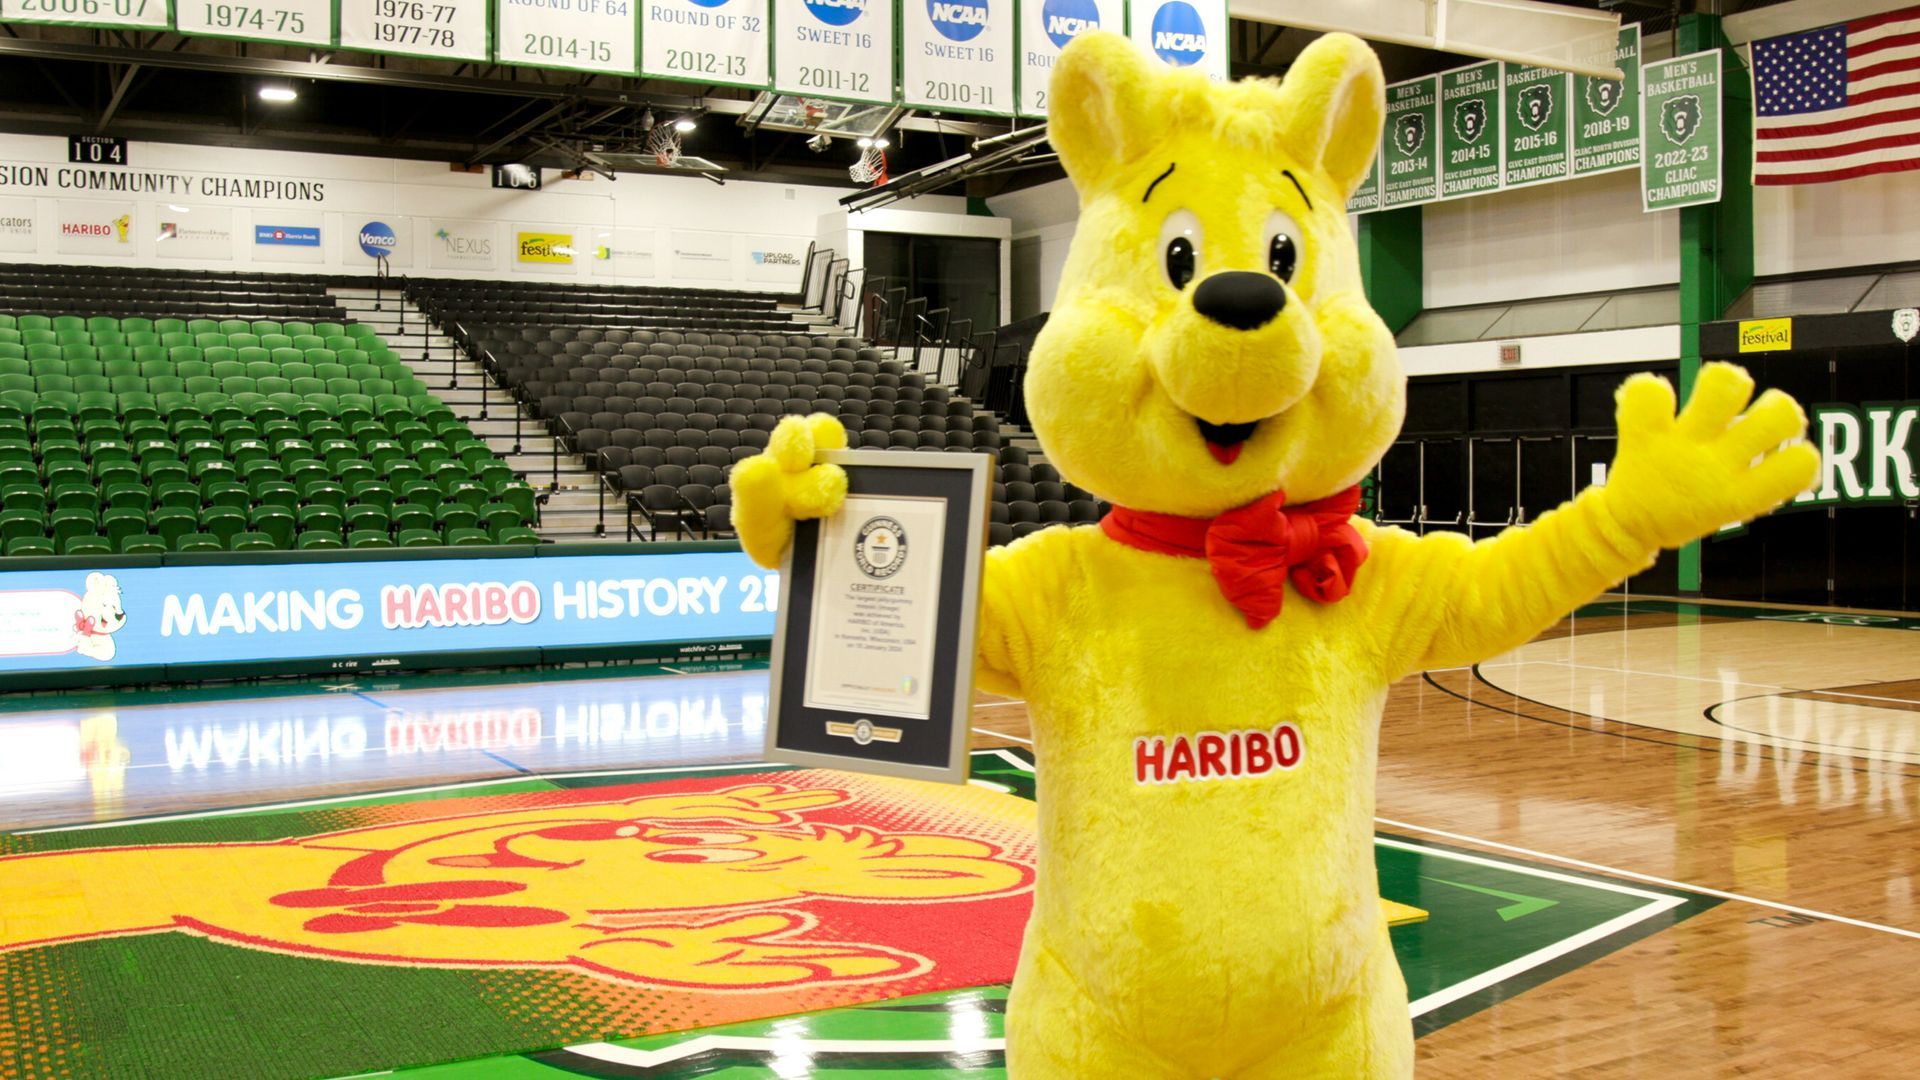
[772,0,897,107]
[1439,60,1502,200]
[1015,0,1123,118]
[1640,48,1722,213]
[642,0,774,92]
[1381,75,1439,209]
[1502,61,1572,189]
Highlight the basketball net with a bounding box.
[647,125,683,168]
[850,145,887,186]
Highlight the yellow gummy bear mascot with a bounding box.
[732,31,1818,1079]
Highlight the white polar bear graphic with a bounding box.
[71,573,126,662]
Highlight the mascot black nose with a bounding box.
[1191,272,1287,330]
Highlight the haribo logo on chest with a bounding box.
[1134,724,1303,784]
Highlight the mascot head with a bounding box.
[74,572,125,661]
[1027,31,1401,517]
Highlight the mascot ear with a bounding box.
[1272,32,1386,201]
[1048,32,1168,193]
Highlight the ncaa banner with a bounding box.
[1126,0,1227,83]
[496,0,639,75]
[0,0,169,30]
[176,0,335,47]
[340,0,491,62]
[904,0,1014,115]
[772,0,896,106]
[1016,0,1122,117]
[643,0,772,91]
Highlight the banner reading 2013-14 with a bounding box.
[773,0,896,106]
[643,0,772,91]
[1126,0,1227,82]
[1016,0,1123,117]
[903,0,1014,115]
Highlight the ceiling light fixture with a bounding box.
[674,117,697,133]
[258,84,297,104]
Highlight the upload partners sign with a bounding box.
[1640,49,1722,213]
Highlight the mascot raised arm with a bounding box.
[732,30,1816,1079]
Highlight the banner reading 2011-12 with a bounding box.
[903,0,1015,115]
[1126,0,1227,82]
[496,0,637,75]
[773,0,896,106]
[643,0,772,91]
[1016,0,1123,117]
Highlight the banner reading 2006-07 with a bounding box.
[773,0,896,105]
[643,0,772,90]
[1127,0,1227,82]
[904,0,1014,115]
[0,0,170,30]
[1017,0,1123,117]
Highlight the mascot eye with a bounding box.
[1265,211,1303,283]
[1158,209,1202,291]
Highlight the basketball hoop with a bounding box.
[647,125,683,168]
[850,142,887,185]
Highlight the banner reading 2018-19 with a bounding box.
[903,0,1014,115]
[643,0,772,90]
[773,0,896,105]
[1126,0,1227,82]
[1016,0,1123,117]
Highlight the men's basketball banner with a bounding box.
[1381,75,1440,209]
[339,0,491,62]
[642,0,772,91]
[1573,24,1641,176]
[0,0,169,29]
[1346,150,1382,214]
[1439,60,1502,200]
[1016,0,1123,117]
[495,0,638,75]
[1640,49,1722,212]
[903,0,1015,115]
[1126,0,1228,83]
[771,0,895,105]
[1503,62,1572,189]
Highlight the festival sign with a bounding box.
[1016,0,1122,117]
[495,0,638,75]
[340,0,491,63]
[1573,24,1640,177]
[642,0,772,91]
[904,0,1015,115]
[1640,49,1722,213]
[1126,0,1228,82]
[1439,60,1502,200]
[772,0,897,106]
[1381,75,1439,209]
[1502,62,1571,189]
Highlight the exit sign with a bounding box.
[68,135,127,166]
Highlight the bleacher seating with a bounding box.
[0,271,540,557]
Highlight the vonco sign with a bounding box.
[0,551,779,675]
[0,165,327,202]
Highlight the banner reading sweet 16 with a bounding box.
[1017,0,1123,117]
[773,0,896,105]
[1126,0,1227,82]
[643,0,772,91]
[904,0,1015,115]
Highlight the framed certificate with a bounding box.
[765,450,991,784]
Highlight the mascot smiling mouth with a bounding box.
[1196,418,1260,464]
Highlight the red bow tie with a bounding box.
[1100,488,1368,629]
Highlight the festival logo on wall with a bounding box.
[0,195,34,254]
[54,199,135,256]
[426,218,498,271]
[516,230,578,273]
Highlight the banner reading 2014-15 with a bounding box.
[496,0,637,75]
[1127,0,1227,82]
[1016,0,1123,117]
[772,0,896,106]
[643,0,772,91]
[904,0,1014,115]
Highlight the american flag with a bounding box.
[1751,6,1920,185]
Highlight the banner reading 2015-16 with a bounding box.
[904,0,1015,115]
[1016,0,1123,117]
[1127,0,1227,82]
[643,0,772,91]
[773,0,896,106]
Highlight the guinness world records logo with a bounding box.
[854,517,908,578]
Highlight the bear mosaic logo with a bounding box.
[1661,94,1703,146]
[1394,111,1428,156]
[358,220,398,259]
[928,0,988,43]
[1586,76,1624,117]
[1149,1,1207,67]
[853,517,908,579]
[1041,0,1100,50]
[1516,82,1555,132]
[1894,307,1919,344]
[1453,98,1489,144]
[803,0,864,28]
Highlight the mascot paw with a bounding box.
[1605,363,1819,549]
[730,413,849,569]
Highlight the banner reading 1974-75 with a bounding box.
[496,0,637,75]
[904,0,1014,115]
[1503,62,1570,188]
[1640,49,1721,213]
[178,0,335,46]
[1127,0,1228,83]
[643,0,772,90]
[1573,24,1640,177]
[773,0,896,106]
[0,0,170,29]
[1017,0,1123,117]
[339,0,490,62]
[1439,60,1501,200]
[1382,75,1439,209]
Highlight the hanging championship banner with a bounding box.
[643,0,772,90]
[496,0,638,75]
[1640,49,1721,213]
[772,0,896,106]
[1439,60,1502,200]
[1127,0,1227,83]
[178,0,334,46]
[1016,0,1121,117]
[1381,75,1439,209]
[341,0,491,62]
[0,0,169,30]
[1573,24,1640,177]
[1346,150,1382,215]
[1503,62,1571,189]
[903,0,1014,114]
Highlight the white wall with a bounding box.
[1422,168,1680,309]
[1755,169,1920,277]
[989,179,1077,320]
[829,203,1016,325]
[0,133,866,294]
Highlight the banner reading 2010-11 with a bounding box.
[643,0,772,90]
[1016,0,1123,117]
[1127,0,1227,82]
[903,0,1015,115]
[773,0,896,106]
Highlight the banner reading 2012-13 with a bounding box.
[773,0,895,106]
[1127,0,1227,82]
[1016,0,1123,117]
[903,0,1014,115]
[496,0,637,75]
[643,0,772,91]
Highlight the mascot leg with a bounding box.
[1243,936,1413,1079]
[1005,934,1187,1080]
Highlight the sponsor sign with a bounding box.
[1381,76,1439,208]
[0,552,779,675]
[1573,25,1640,177]
[0,196,35,254]
[745,236,811,283]
[589,227,658,277]
[427,218,498,270]
[1439,60,1502,200]
[1127,0,1227,82]
[1794,403,1920,507]
[642,0,772,90]
[771,0,896,106]
[903,0,1015,115]
[54,198,134,256]
[255,224,321,247]
[1016,0,1120,117]
[0,0,169,29]
[358,219,400,260]
[176,0,334,46]
[1503,62,1571,189]
[516,229,578,270]
[673,230,734,280]
[253,218,326,263]
[1640,49,1722,212]
[1737,317,1792,353]
[339,0,490,62]
[495,0,638,75]
[153,205,236,260]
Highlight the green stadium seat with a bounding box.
[249,506,295,547]
[300,480,346,509]
[62,535,112,556]
[479,503,523,537]
[0,487,41,512]
[102,484,149,511]
[347,529,392,549]
[0,510,46,542]
[120,535,166,555]
[152,505,196,543]
[344,504,389,535]
[297,504,343,535]
[227,334,261,351]
[250,321,283,336]
[204,346,238,364]
[52,316,85,332]
[186,319,218,335]
[390,503,432,533]
[175,532,223,553]
[259,334,294,350]
[496,527,540,546]
[121,318,154,335]
[435,505,478,533]
[153,318,185,334]
[446,527,491,546]
[50,508,97,545]
[103,508,146,547]
[297,530,343,550]
[18,315,51,331]
[229,531,275,552]
[6,536,54,556]
[395,528,439,547]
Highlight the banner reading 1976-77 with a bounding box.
[1640,49,1722,213]
[1382,75,1439,209]
[1439,60,1502,200]
[1017,0,1123,117]
[643,0,772,90]
[339,0,490,62]
[773,0,896,106]
[904,0,1014,115]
